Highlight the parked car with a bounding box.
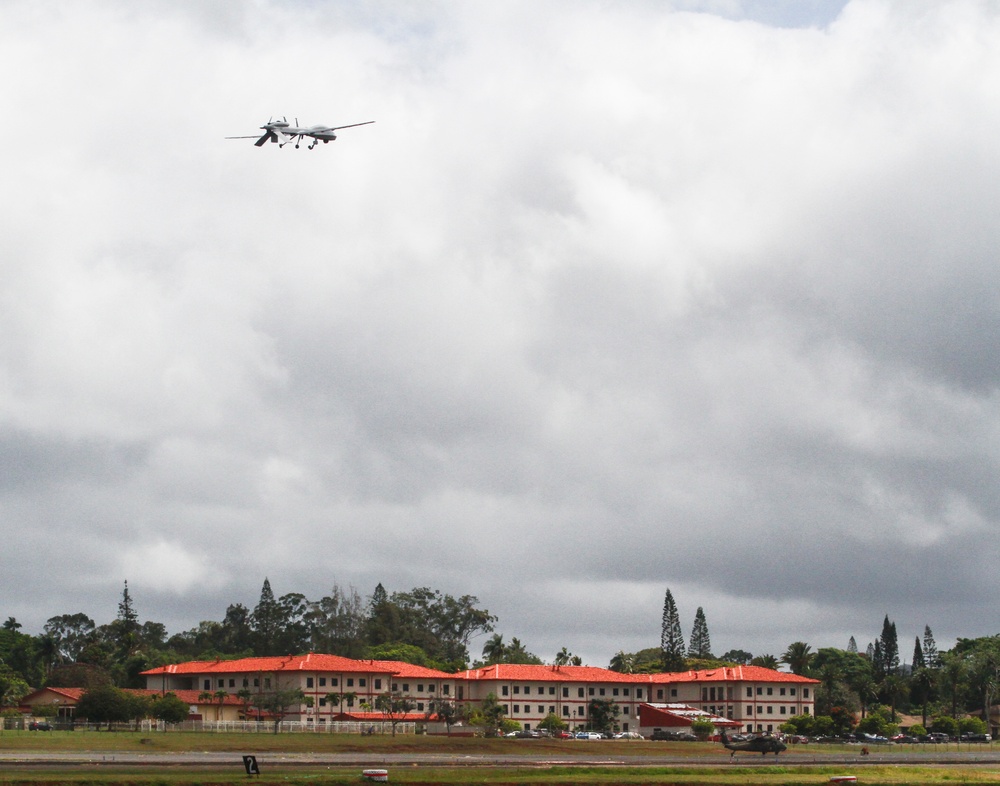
[28,721,52,731]
[651,730,697,741]
[614,731,644,740]
[556,730,573,739]
[961,733,992,742]
[923,732,950,743]
[891,734,919,744]
[574,731,602,740]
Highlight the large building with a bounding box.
[141,656,817,733]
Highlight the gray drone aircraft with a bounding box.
[720,730,787,758]
[227,117,374,149]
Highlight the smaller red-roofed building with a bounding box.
[638,703,741,737]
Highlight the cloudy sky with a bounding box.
[3,0,999,667]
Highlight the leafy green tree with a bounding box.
[257,687,307,733]
[909,723,927,737]
[690,717,714,740]
[307,584,366,658]
[719,649,753,665]
[910,667,935,728]
[930,714,958,736]
[151,692,190,724]
[878,615,900,676]
[76,685,131,728]
[856,704,897,737]
[587,698,620,734]
[43,613,96,663]
[959,716,988,735]
[537,712,567,733]
[687,607,711,659]
[374,691,416,736]
[829,706,856,735]
[751,654,779,669]
[471,692,506,737]
[781,642,813,675]
[367,642,431,666]
[113,580,140,658]
[0,664,30,710]
[427,698,460,734]
[660,589,685,672]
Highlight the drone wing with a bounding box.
[329,121,375,131]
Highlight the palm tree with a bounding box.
[781,642,814,676]
[554,647,573,666]
[214,690,228,722]
[609,651,635,673]
[236,688,254,721]
[482,634,505,664]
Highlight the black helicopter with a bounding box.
[721,730,787,757]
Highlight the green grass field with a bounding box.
[3,732,1000,785]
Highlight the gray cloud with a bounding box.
[2,0,999,667]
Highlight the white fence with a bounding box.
[4,718,417,734]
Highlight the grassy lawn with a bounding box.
[3,765,1000,786]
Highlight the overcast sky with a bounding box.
[3,0,999,668]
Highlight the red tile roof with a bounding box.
[372,661,454,680]
[647,666,819,684]
[141,653,399,676]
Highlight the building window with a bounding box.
[514,686,520,695]
[242,679,249,688]
[756,687,762,695]
[562,706,569,716]
[402,684,409,692]
[319,698,326,707]
[332,678,338,687]
[623,688,630,697]
[747,706,753,714]
[307,678,314,688]
[588,688,595,696]
[443,685,450,695]
[359,679,366,687]
[375,679,381,690]
[635,688,641,699]
[790,688,796,696]
[767,706,773,714]
[253,679,259,688]
[746,687,752,698]
[502,686,509,696]
[429,684,436,692]
[804,689,810,698]
[417,703,424,711]
[767,687,773,696]
[613,688,619,696]
[524,686,530,694]
[204,680,210,690]
[229,679,235,688]
[347,678,354,687]
[599,688,605,696]
[538,705,544,714]
[264,678,271,688]
[513,705,520,714]
[392,683,398,692]
[780,706,786,715]
[780,687,786,696]
[670,689,677,698]
[549,687,555,695]
[804,706,810,714]
[320,677,327,687]
[217,679,224,688]
[418,684,424,693]
[578,688,585,698]
[623,707,629,716]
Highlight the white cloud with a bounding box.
[2,0,999,663]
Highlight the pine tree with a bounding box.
[251,578,283,656]
[912,636,925,670]
[687,607,712,659]
[923,625,940,668]
[660,589,685,672]
[847,636,858,653]
[880,616,899,675]
[116,580,140,656]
